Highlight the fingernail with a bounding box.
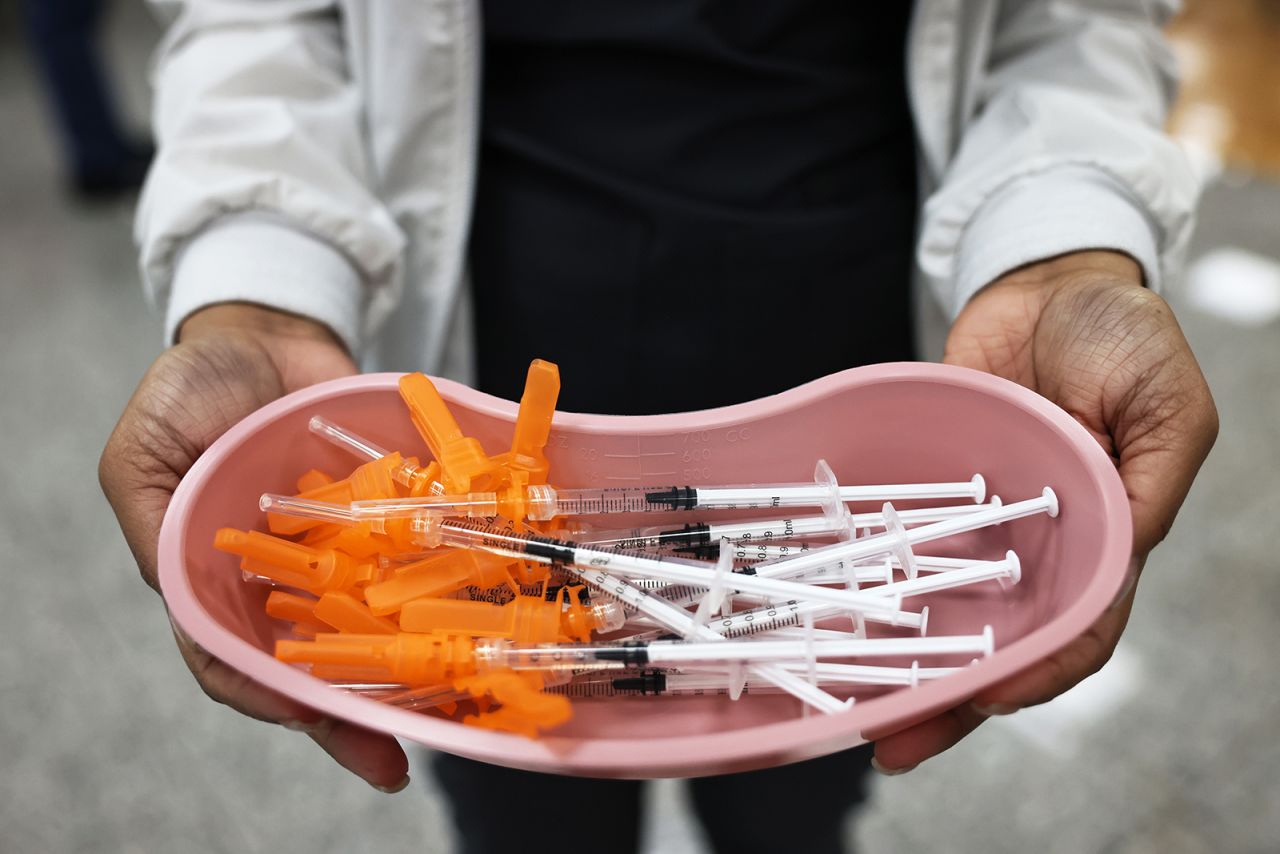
[870,757,916,777]
[371,775,411,794]
[973,702,1019,717]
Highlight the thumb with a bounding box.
[100,337,289,590]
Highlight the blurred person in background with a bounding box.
[100,2,1218,853]
[21,0,152,197]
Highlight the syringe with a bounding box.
[530,472,985,515]
[283,604,850,712]
[509,472,983,518]
[728,543,1011,565]
[412,517,917,620]
[745,489,1059,583]
[675,555,1019,635]
[556,563,852,712]
[640,494,1048,613]
[563,499,1003,554]
[337,658,961,703]
[261,466,987,527]
[649,554,1001,612]
[308,416,442,495]
[612,662,964,695]
[631,594,929,639]
[787,551,1023,598]
[473,629,995,670]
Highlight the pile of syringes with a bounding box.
[213,360,1059,737]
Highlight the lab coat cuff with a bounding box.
[165,215,364,354]
[950,167,1162,317]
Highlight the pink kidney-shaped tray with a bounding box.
[158,362,1131,778]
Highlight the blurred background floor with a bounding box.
[1,2,1277,853]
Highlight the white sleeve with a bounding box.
[136,0,405,352]
[919,0,1200,316]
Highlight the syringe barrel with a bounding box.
[646,631,991,664]
[663,661,960,687]
[691,485,839,510]
[693,479,982,510]
[838,476,985,504]
[532,485,671,518]
[562,522,710,552]
[704,597,925,637]
[351,494,500,520]
[476,639,642,671]
[413,517,563,561]
[707,514,835,541]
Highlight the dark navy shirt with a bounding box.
[470,1,918,414]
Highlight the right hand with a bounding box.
[100,303,411,792]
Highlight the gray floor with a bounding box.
[1,6,1277,853]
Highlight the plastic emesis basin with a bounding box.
[158,363,1132,778]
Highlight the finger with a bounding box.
[969,578,1135,715]
[866,566,1134,772]
[171,621,324,725]
[872,703,989,772]
[305,718,411,792]
[174,632,410,791]
[868,591,1128,772]
[1111,362,1218,558]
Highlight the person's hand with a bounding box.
[870,251,1218,773]
[100,303,411,792]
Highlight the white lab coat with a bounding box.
[137,0,1198,379]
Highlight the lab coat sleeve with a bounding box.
[136,1,405,353]
[919,0,1200,317]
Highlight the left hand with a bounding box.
[871,251,1218,773]
[100,304,410,792]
